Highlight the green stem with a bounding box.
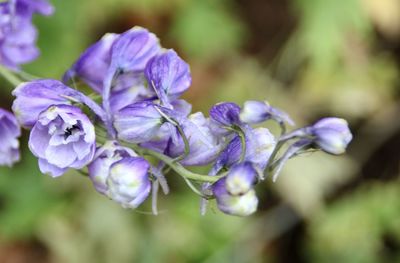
[0,65,23,87]
[123,142,224,183]
[173,124,190,162]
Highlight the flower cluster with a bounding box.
[0,0,53,69]
[4,26,353,216]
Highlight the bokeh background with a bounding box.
[1,0,400,262]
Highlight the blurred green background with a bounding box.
[1,0,400,262]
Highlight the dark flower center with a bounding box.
[64,124,79,139]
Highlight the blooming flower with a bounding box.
[0,108,21,166]
[311,117,352,155]
[107,157,151,208]
[29,105,96,177]
[88,141,137,195]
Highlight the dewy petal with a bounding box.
[145,49,191,104]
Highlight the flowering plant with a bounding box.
[0,0,352,216]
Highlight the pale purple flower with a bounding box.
[29,105,96,177]
[168,112,222,166]
[311,117,352,155]
[114,102,166,144]
[107,157,151,209]
[212,177,258,217]
[12,79,107,128]
[145,49,191,105]
[12,79,73,128]
[0,0,53,69]
[88,141,137,195]
[63,33,119,92]
[225,162,257,196]
[212,127,276,173]
[0,108,21,166]
[240,100,294,126]
[209,102,241,127]
[108,27,160,74]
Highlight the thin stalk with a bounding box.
[123,142,225,183]
[0,65,22,86]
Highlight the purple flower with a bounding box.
[12,79,73,128]
[29,105,96,177]
[209,102,241,128]
[240,100,294,126]
[109,76,150,113]
[145,49,191,105]
[114,102,166,144]
[13,0,54,17]
[108,27,160,73]
[0,5,38,69]
[0,0,53,69]
[0,108,21,166]
[168,112,222,166]
[212,177,258,217]
[63,33,119,93]
[107,157,151,209]
[213,127,276,173]
[225,162,257,196]
[12,79,107,129]
[311,117,352,155]
[88,141,137,195]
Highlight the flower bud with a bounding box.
[212,178,258,217]
[107,157,151,209]
[312,117,352,155]
[145,49,191,105]
[114,102,166,144]
[63,33,119,92]
[240,100,294,125]
[109,27,160,73]
[209,102,241,127]
[88,141,137,195]
[0,108,21,166]
[225,162,257,196]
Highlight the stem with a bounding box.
[123,142,225,183]
[237,127,247,162]
[173,124,190,162]
[0,65,22,86]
